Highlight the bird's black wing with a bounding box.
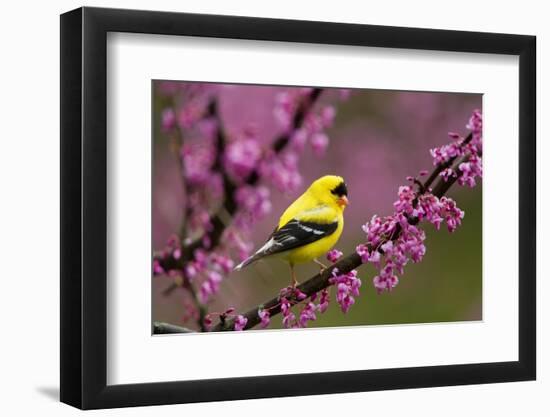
[258,219,338,257]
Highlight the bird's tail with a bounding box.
[234,253,262,271]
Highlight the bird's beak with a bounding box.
[337,195,349,207]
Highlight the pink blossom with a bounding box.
[178,106,201,129]
[356,244,381,265]
[258,309,271,328]
[440,196,465,232]
[234,315,248,331]
[329,268,361,313]
[189,210,212,235]
[212,253,235,274]
[280,297,296,328]
[161,108,176,133]
[199,270,223,303]
[181,143,215,184]
[393,185,416,216]
[373,267,399,293]
[203,315,213,330]
[184,262,199,281]
[310,132,329,157]
[361,215,398,248]
[320,105,336,128]
[458,153,482,187]
[290,128,308,152]
[224,138,262,182]
[234,185,272,226]
[439,167,456,182]
[224,228,254,261]
[318,288,330,313]
[467,109,483,149]
[299,302,317,327]
[152,259,165,275]
[304,113,323,134]
[430,141,462,165]
[327,249,343,263]
[261,152,302,193]
[294,288,307,300]
[273,92,294,131]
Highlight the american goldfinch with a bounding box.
[235,175,348,287]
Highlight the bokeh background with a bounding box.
[153,82,482,330]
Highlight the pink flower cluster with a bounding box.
[224,136,262,182]
[280,297,297,328]
[356,110,481,294]
[431,109,483,187]
[276,285,336,329]
[273,89,341,159]
[260,152,303,193]
[394,186,465,233]
[234,185,272,229]
[356,182,466,293]
[152,239,236,313]
[190,252,234,304]
[329,268,362,313]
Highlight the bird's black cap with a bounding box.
[331,182,348,197]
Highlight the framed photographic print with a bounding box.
[60,6,536,409]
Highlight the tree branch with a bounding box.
[160,88,324,296]
[211,142,476,332]
[153,321,195,334]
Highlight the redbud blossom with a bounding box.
[299,302,317,327]
[280,297,296,328]
[310,132,329,157]
[329,268,361,313]
[327,249,343,263]
[224,138,262,182]
[356,110,481,294]
[258,309,271,328]
[199,270,223,303]
[161,108,176,133]
[234,315,248,331]
[318,288,330,313]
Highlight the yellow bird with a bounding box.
[235,175,348,287]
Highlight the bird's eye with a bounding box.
[331,182,348,197]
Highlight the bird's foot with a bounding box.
[314,258,328,274]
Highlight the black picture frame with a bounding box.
[60,6,536,410]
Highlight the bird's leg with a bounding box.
[314,258,328,274]
[290,264,298,288]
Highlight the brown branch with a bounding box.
[153,321,195,334]
[211,143,477,332]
